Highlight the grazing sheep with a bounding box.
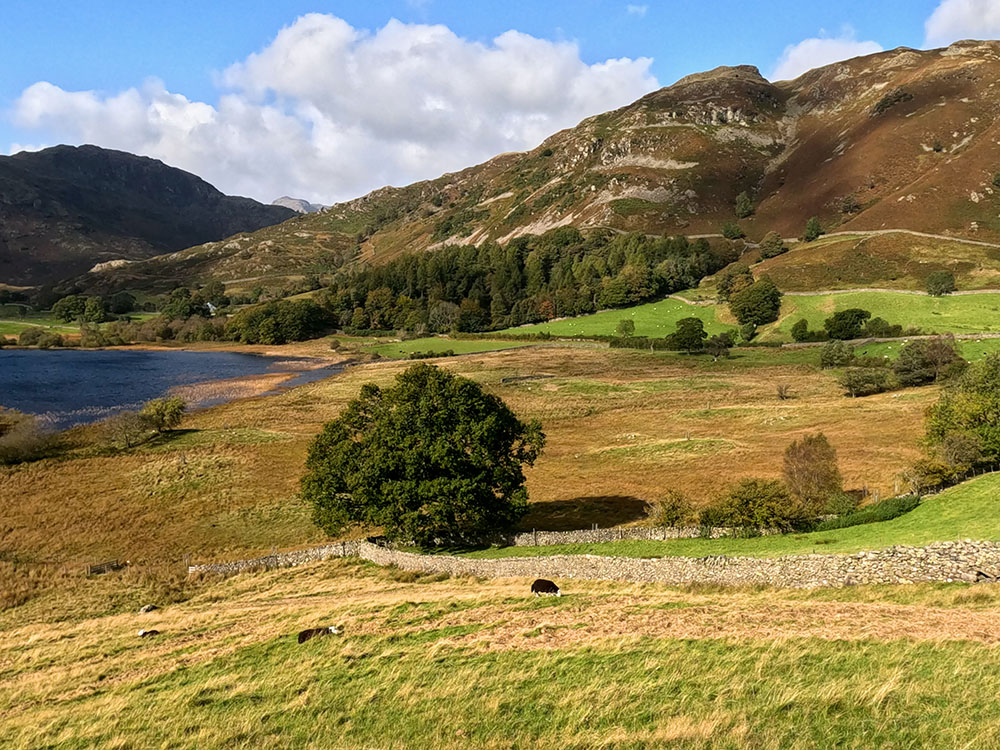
[530,579,561,597]
[297,625,343,644]
[137,629,160,638]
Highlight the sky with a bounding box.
[2,0,998,204]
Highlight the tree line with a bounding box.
[322,227,735,334]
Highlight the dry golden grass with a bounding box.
[5,561,1000,749]
[0,345,931,580]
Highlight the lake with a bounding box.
[0,349,344,429]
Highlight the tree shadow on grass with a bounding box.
[519,495,649,532]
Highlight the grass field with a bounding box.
[497,298,734,338]
[494,290,1000,342]
[463,473,1000,559]
[771,291,1000,340]
[6,559,1000,748]
[0,311,159,338]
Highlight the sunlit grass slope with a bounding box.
[464,473,1000,560]
[7,560,1000,749]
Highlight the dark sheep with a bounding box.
[530,579,561,597]
[297,625,343,644]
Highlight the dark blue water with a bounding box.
[0,350,344,429]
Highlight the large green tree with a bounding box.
[301,364,545,546]
[667,317,708,353]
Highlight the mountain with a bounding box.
[271,196,327,214]
[0,145,296,286]
[82,40,1000,294]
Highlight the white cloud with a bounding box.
[771,28,883,81]
[925,0,1000,47]
[626,5,648,17]
[9,14,656,204]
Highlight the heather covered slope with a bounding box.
[84,40,1000,293]
[0,145,295,286]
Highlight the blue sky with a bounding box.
[1,0,994,202]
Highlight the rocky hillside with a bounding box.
[0,145,295,286]
[84,40,1000,292]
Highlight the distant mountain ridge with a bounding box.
[0,145,295,286]
[271,197,327,214]
[49,40,1000,294]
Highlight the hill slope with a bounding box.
[85,40,1000,293]
[0,145,295,286]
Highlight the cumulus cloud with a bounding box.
[771,28,883,81]
[9,14,656,204]
[626,5,648,17]
[925,0,1000,47]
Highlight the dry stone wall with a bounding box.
[507,525,777,546]
[189,540,1000,589]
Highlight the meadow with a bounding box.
[0,311,159,338]
[6,559,1000,749]
[495,290,1000,342]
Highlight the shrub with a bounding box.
[839,367,893,397]
[782,433,843,513]
[102,412,151,450]
[705,332,734,360]
[0,409,52,465]
[729,277,782,327]
[994,172,1000,189]
[739,323,758,342]
[716,265,754,301]
[813,495,920,532]
[926,271,956,296]
[408,349,455,359]
[803,217,824,242]
[840,193,861,214]
[140,397,186,432]
[721,221,745,240]
[870,88,913,117]
[702,478,809,533]
[791,319,809,342]
[824,308,872,340]
[820,340,855,368]
[927,353,1000,463]
[301,363,545,547]
[862,317,902,338]
[758,231,786,259]
[615,319,635,337]
[648,490,693,527]
[734,191,753,219]
[17,327,45,346]
[892,336,965,387]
